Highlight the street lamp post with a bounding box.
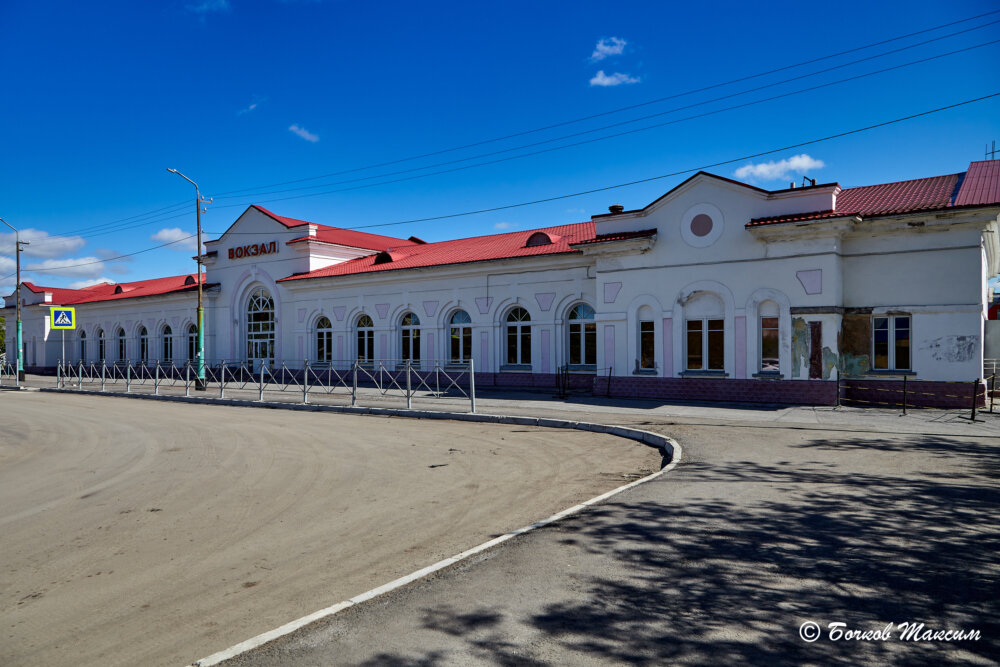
[167,169,211,391]
[0,217,28,385]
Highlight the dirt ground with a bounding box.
[0,392,660,667]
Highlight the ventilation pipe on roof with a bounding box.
[608,204,624,214]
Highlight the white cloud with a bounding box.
[734,154,826,182]
[591,37,626,61]
[25,257,106,278]
[493,222,517,230]
[68,277,114,289]
[589,70,639,87]
[0,228,86,258]
[239,102,258,115]
[289,124,319,143]
[151,227,200,251]
[187,0,230,13]
[0,256,14,275]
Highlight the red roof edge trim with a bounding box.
[572,228,658,245]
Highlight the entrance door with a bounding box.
[246,287,275,371]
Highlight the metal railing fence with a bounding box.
[50,358,476,412]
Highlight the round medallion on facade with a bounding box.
[681,203,725,248]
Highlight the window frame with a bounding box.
[356,314,375,363]
[567,303,597,369]
[504,307,531,368]
[759,316,780,373]
[638,319,656,371]
[79,330,87,363]
[187,324,198,363]
[315,316,333,363]
[448,310,472,365]
[138,326,149,365]
[117,328,127,363]
[400,312,421,363]
[162,326,173,363]
[685,318,725,372]
[872,314,911,372]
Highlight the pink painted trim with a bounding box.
[604,324,615,373]
[734,315,746,379]
[540,329,550,374]
[662,318,672,377]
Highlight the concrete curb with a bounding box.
[31,388,679,667]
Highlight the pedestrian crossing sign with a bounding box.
[50,307,76,329]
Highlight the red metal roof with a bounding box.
[749,161,1000,227]
[253,205,416,251]
[280,222,596,282]
[21,273,207,306]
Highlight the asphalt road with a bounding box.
[224,410,1000,666]
[0,392,660,667]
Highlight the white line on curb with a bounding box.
[186,432,681,666]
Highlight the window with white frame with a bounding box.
[759,300,779,373]
[872,315,910,371]
[401,312,420,362]
[505,307,531,366]
[686,319,724,370]
[567,303,596,366]
[162,325,173,362]
[316,316,333,363]
[97,329,105,362]
[449,310,472,364]
[79,330,87,362]
[117,328,127,362]
[138,326,149,365]
[639,320,655,370]
[357,314,375,363]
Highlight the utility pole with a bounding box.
[167,169,212,391]
[1,217,28,384]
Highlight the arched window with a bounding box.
[138,326,149,365]
[316,316,333,363]
[162,325,173,363]
[400,312,420,363]
[505,307,531,366]
[449,310,472,364]
[567,303,596,366]
[356,314,374,362]
[97,329,105,362]
[117,328,127,363]
[637,305,656,371]
[79,330,87,363]
[187,324,198,362]
[246,288,275,365]
[759,300,779,372]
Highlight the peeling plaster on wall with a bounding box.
[822,346,838,380]
[840,353,870,377]
[839,314,872,377]
[922,335,977,363]
[791,317,810,379]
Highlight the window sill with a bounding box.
[500,364,532,373]
[752,371,782,380]
[680,370,728,378]
[632,369,658,376]
[566,364,597,374]
[864,370,916,377]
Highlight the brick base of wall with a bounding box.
[840,379,986,409]
[600,376,839,406]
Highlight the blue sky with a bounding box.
[1,0,998,294]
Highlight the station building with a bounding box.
[4,160,1000,406]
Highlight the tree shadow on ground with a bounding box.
[361,435,999,665]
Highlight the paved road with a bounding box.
[0,392,659,667]
[225,409,1000,666]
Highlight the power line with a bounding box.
[206,39,1000,209]
[206,91,1000,237]
[213,9,1000,197]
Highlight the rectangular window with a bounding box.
[450,327,471,363]
[873,315,910,371]
[760,317,779,372]
[687,319,724,371]
[639,320,655,369]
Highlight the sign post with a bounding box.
[50,307,76,373]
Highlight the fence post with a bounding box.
[971,378,979,421]
[303,360,309,404]
[406,360,412,409]
[836,372,841,408]
[469,358,476,413]
[220,360,226,399]
[57,359,62,389]
[259,363,265,402]
[78,360,83,390]
[991,373,996,414]
[101,363,106,392]
[154,362,160,396]
[352,361,358,407]
[185,363,190,397]
[126,363,131,393]
[901,375,907,416]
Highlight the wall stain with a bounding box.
[839,314,872,376]
[791,317,809,379]
[921,335,977,363]
[822,346,838,379]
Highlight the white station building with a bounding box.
[4,160,1000,406]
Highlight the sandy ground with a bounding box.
[0,392,660,667]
